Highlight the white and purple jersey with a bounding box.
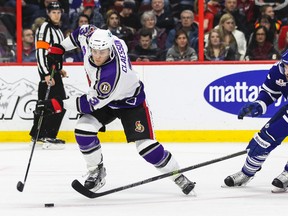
[61,25,145,113]
[256,61,288,111]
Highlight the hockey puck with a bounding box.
[44,203,54,207]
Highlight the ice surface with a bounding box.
[0,143,287,216]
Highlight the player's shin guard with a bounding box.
[136,139,195,194]
[243,129,282,177]
[241,154,268,177]
[136,140,179,178]
[75,129,103,171]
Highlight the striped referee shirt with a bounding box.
[35,20,64,79]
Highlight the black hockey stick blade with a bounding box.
[17,181,24,192]
[72,150,247,198]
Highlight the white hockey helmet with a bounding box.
[89,28,114,51]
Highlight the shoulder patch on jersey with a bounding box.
[99,82,111,94]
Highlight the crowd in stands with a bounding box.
[0,0,288,63]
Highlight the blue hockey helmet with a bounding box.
[281,50,288,65]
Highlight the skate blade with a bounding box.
[271,187,287,193]
[29,142,44,149]
[221,184,248,188]
[42,143,65,150]
[189,189,197,197]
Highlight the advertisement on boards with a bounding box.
[0,63,281,142]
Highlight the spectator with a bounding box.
[0,3,16,41]
[0,33,15,63]
[245,25,280,60]
[101,9,134,47]
[166,29,198,62]
[132,10,167,50]
[170,0,195,21]
[4,0,40,29]
[255,0,288,23]
[166,10,198,52]
[178,0,194,12]
[213,0,250,40]
[204,28,237,61]
[207,0,223,16]
[140,0,170,7]
[193,0,214,34]
[151,0,175,33]
[76,13,90,27]
[215,13,247,60]
[279,26,288,53]
[257,5,282,33]
[64,14,89,62]
[22,28,36,62]
[128,28,163,61]
[119,0,141,34]
[111,0,125,11]
[252,14,278,50]
[31,17,46,33]
[69,0,104,29]
[281,32,288,54]
[237,0,257,24]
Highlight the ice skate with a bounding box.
[271,170,288,193]
[224,171,253,187]
[30,137,46,148]
[174,174,195,195]
[42,138,65,150]
[84,164,107,192]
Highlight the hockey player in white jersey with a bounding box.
[35,25,195,195]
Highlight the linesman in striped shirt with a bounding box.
[29,1,67,150]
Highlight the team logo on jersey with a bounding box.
[99,82,111,94]
[135,121,145,133]
[276,79,287,87]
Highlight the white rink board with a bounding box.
[0,64,274,131]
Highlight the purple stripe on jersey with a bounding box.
[108,82,146,109]
[142,144,165,165]
[76,134,100,152]
[97,58,119,98]
[71,27,81,47]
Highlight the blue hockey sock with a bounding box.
[242,154,268,177]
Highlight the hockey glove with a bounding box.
[47,44,65,71]
[238,102,263,119]
[35,97,63,116]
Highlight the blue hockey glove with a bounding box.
[34,97,63,116]
[238,102,263,119]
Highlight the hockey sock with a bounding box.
[242,154,268,177]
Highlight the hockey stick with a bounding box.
[72,150,247,198]
[17,66,56,192]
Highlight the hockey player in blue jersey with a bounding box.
[35,25,195,195]
[224,50,288,192]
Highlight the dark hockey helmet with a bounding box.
[47,1,62,12]
[282,50,288,65]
